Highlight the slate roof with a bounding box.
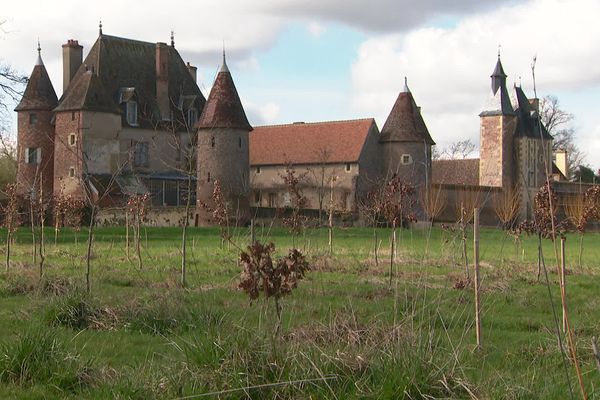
[15,55,58,111]
[432,159,480,186]
[380,90,435,145]
[55,34,205,126]
[250,119,376,166]
[480,57,515,117]
[512,86,553,140]
[196,56,252,130]
[54,70,121,114]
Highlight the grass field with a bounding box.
[0,224,599,399]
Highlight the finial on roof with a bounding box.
[498,44,501,58]
[99,20,103,36]
[402,76,410,93]
[170,29,175,47]
[518,76,522,87]
[35,39,43,66]
[219,42,229,73]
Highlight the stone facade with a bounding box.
[479,115,516,189]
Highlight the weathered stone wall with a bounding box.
[54,111,85,199]
[250,163,358,214]
[16,109,55,201]
[479,115,516,189]
[96,206,194,227]
[431,183,503,226]
[196,127,250,225]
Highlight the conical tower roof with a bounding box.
[15,46,58,112]
[480,55,515,117]
[196,53,252,131]
[54,69,121,114]
[380,79,435,145]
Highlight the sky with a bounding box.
[1,0,599,171]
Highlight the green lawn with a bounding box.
[0,224,599,399]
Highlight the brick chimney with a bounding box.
[186,62,197,83]
[156,42,170,120]
[62,39,83,93]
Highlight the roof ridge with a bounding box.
[253,118,374,129]
[100,34,157,47]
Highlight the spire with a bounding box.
[219,44,229,73]
[170,29,175,47]
[35,39,43,66]
[99,20,103,36]
[491,53,507,95]
[15,44,58,112]
[380,86,435,145]
[401,76,410,93]
[196,53,251,131]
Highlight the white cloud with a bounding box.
[306,21,327,38]
[350,0,600,168]
[244,101,281,126]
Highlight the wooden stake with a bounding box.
[250,219,256,244]
[473,207,482,350]
[560,237,567,333]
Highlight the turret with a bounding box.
[195,52,252,225]
[15,42,58,201]
[479,55,516,189]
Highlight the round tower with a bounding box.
[379,78,435,220]
[195,52,252,226]
[14,42,58,202]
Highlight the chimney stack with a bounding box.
[555,149,569,180]
[528,98,540,113]
[156,42,170,120]
[186,62,197,83]
[62,39,83,93]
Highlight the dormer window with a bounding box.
[126,101,138,126]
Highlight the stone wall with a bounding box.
[16,109,55,201]
[96,206,194,227]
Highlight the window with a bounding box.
[186,108,197,127]
[345,163,351,172]
[210,136,215,148]
[401,154,413,165]
[342,191,350,210]
[29,113,38,125]
[207,172,211,183]
[68,133,77,146]
[68,167,76,178]
[71,112,76,121]
[268,193,276,208]
[256,166,261,174]
[126,101,138,126]
[254,191,261,204]
[25,147,41,164]
[133,141,149,167]
[239,137,242,148]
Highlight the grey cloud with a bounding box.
[258,0,525,32]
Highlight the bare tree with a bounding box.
[306,146,334,222]
[539,95,583,178]
[442,139,476,159]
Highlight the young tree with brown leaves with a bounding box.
[378,174,416,286]
[238,241,310,336]
[2,183,20,272]
[127,193,150,271]
[280,165,308,249]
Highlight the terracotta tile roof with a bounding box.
[196,60,252,130]
[250,118,376,166]
[54,70,121,114]
[15,62,58,111]
[432,159,480,186]
[380,91,435,145]
[56,35,204,126]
